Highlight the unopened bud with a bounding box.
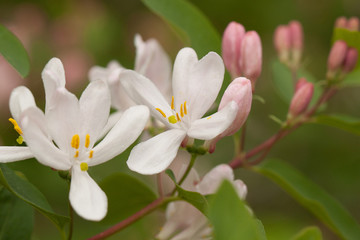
[335,16,347,29]
[347,17,359,31]
[289,81,314,117]
[240,31,262,89]
[295,77,308,92]
[327,40,348,78]
[343,48,358,73]
[222,22,245,78]
[274,25,291,63]
[218,77,252,137]
[289,21,303,67]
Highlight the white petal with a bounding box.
[134,34,172,101]
[172,48,225,120]
[89,105,149,166]
[98,111,123,139]
[127,129,186,175]
[233,179,248,200]
[197,164,234,195]
[20,107,71,170]
[69,166,107,221]
[45,88,80,153]
[0,147,33,163]
[41,58,66,112]
[187,101,238,140]
[108,69,135,111]
[88,60,122,83]
[9,86,36,121]
[79,80,111,146]
[119,70,174,128]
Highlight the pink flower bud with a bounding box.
[218,77,252,137]
[240,31,262,88]
[343,48,358,73]
[295,77,307,92]
[289,21,303,67]
[274,25,291,63]
[222,22,245,78]
[327,40,348,73]
[347,17,360,31]
[289,81,314,117]
[335,16,347,29]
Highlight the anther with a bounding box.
[74,151,79,158]
[80,162,88,171]
[168,115,177,124]
[9,118,23,135]
[176,113,181,121]
[85,134,90,148]
[171,96,175,110]
[71,134,80,149]
[184,101,187,115]
[180,104,184,118]
[155,108,166,118]
[89,150,94,159]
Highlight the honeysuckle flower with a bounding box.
[157,164,247,240]
[120,47,238,175]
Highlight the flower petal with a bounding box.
[127,129,186,175]
[41,58,66,112]
[88,61,122,83]
[0,147,33,163]
[89,105,149,166]
[172,48,225,120]
[233,179,248,199]
[69,166,107,221]
[119,70,174,128]
[196,164,234,195]
[9,86,36,121]
[20,107,71,170]
[79,80,111,146]
[45,88,80,153]
[134,34,172,101]
[187,101,238,140]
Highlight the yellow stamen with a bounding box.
[74,151,79,158]
[168,115,177,124]
[171,96,175,110]
[16,136,24,144]
[85,134,90,148]
[80,162,88,171]
[176,113,181,122]
[184,101,187,115]
[155,108,166,118]
[180,104,184,118]
[71,134,80,149]
[207,116,212,120]
[89,150,94,159]
[9,118,23,135]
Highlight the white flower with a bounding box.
[157,164,247,240]
[119,47,238,175]
[1,58,150,221]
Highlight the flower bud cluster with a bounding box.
[288,78,314,119]
[335,16,359,31]
[222,21,262,90]
[273,20,303,69]
[326,40,358,80]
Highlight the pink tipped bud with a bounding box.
[295,77,308,92]
[343,48,358,73]
[327,40,348,73]
[289,81,314,117]
[218,77,252,137]
[335,16,347,29]
[289,21,303,67]
[222,22,245,78]
[240,31,262,88]
[347,17,360,31]
[274,25,291,63]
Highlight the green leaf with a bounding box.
[0,24,30,77]
[165,169,209,215]
[0,188,34,240]
[0,164,69,234]
[255,159,360,240]
[311,114,360,136]
[99,173,157,224]
[208,180,266,240]
[142,0,221,57]
[291,226,323,240]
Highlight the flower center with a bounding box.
[9,118,24,144]
[155,96,188,124]
[70,134,94,171]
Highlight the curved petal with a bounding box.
[187,101,238,140]
[69,166,107,221]
[98,111,123,139]
[88,61,122,83]
[0,147,33,163]
[79,80,111,146]
[127,129,186,175]
[134,34,172,101]
[233,179,248,200]
[108,69,134,111]
[196,164,234,195]
[45,88,80,153]
[119,70,174,128]
[89,105,150,166]
[41,58,66,112]
[9,86,36,121]
[172,48,225,120]
[20,107,71,170]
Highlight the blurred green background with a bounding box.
[0,0,360,239]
